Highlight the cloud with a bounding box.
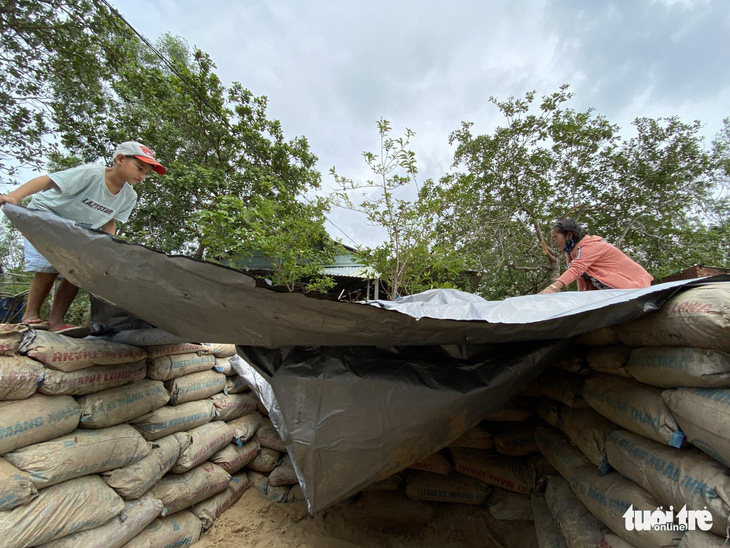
[115,0,730,245]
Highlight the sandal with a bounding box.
[23,319,49,330]
[50,323,91,338]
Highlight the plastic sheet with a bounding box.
[4,204,728,513]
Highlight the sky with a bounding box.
[112,1,729,246]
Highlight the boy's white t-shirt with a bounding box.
[29,164,138,230]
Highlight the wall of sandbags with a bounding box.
[0,280,727,547]
[0,325,274,548]
[261,281,728,548]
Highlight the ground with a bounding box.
[196,488,523,548]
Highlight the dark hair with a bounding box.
[553,218,585,242]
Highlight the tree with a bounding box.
[331,119,465,299]
[430,86,617,297]
[5,3,336,291]
[0,0,132,182]
[434,86,726,298]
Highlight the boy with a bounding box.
[0,141,166,336]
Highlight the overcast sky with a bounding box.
[116,0,729,246]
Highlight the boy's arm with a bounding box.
[0,175,59,205]
[100,219,116,236]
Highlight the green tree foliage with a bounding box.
[0,0,132,181]
[4,3,335,291]
[331,119,466,299]
[432,86,727,297]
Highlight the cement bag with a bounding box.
[531,493,568,548]
[172,420,233,473]
[132,399,216,441]
[493,421,539,456]
[449,447,540,495]
[165,370,226,405]
[5,424,148,488]
[267,454,298,487]
[247,446,281,473]
[544,474,608,548]
[224,374,249,394]
[606,429,730,537]
[0,458,36,511]
[248,470,290,502]
[142,342,209,359]
[519,379,544,397]
[77,379,169,428]
[601,533,640,548]
[203,343,236,358]
[616,283,730,352]
[0,324,29,356]
[585,345,633,378]
[561,407,618,472]
[0,355,44,400]
[357,490,435,527]
[448,423,494,449]
[253,417,286,451]
[582,374,684,448]
[540,369,589,408]
[39,359,146,396]
[209,392,257,421]
[39,491,164,548]
[678,530,729,547]
[534,425,592,480]
[124,510,202,548]
[483,396,534,422]
[287,483,306,503]
[568,466,682,548]
[408,449,452,475]
[404,470,491,505]
[663,388,730,467]
[103,432,191,500]
[482,512,538,547]
[537,401,564,433]
[627,347,730,388]
[363,472,404,492]
[0,394,80,454]
[213,357,234,375]
[146,352,216,381]
[153,461,230,515]
[210,439,260,474]
[0,475,124,548]
[487,487,533,520]
[575,325,620,346]
[549,350,590,375]
[20,330,147,371]
[227,412,263,444]
[190,471,250,530]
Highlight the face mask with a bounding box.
[564,238,575,253]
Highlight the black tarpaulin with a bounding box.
[4,203,727,512]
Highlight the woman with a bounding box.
[539,218,653,294]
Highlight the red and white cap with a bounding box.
[113,141,166,175]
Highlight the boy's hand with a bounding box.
[0,195,19,206]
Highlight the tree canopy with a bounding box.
[2,0,337,292]
[426,87,728,298]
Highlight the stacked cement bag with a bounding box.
[0,327,262,547]
[0,327,158,547]
[528,282,730,547]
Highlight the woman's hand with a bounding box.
[539,283,561,294]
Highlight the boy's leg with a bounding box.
[47,278,79,332]
[21,272,57,323]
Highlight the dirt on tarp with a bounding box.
[197,487,507,548]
